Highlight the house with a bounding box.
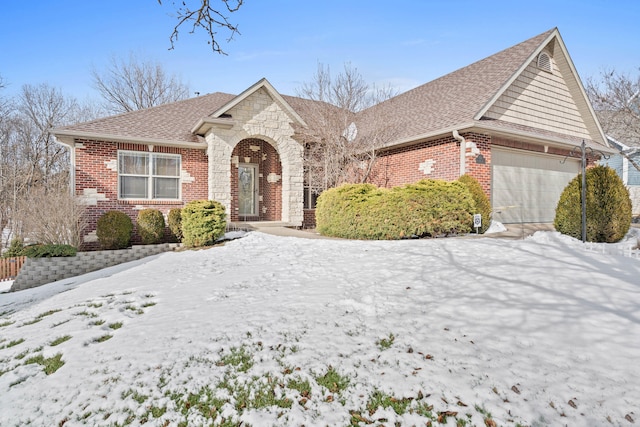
[53,27,614,248]
[600,136,640,217]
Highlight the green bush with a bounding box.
[22,244,77,258]
[136,209,166,244]
[458,174,492,233]
[96,211,133,250]
[3,239,25,258]
[554,165,631,243]
[181,200,227,247]
[168,208,183,242]
[316,180,474,239]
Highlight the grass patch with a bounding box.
[51,319,71,328]
[75,310,98,318]
[90,319,106,326]
[93,334,113,343]
[1,338,25,349]
[376,333,395,351]
[37,309,62,319]
[316,366,350,394]
[287,377,312,398]
[24,353,64,374]
[366,390,412,415]
[86,302,103,308]
[108,322,123,330]
[141,301,156,308]
[217,346,253,372]
[50,335,72,346]
[0,320,14,328]
[124,305,144,315]
[21,318,42,326]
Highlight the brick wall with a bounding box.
[75,140,207,250]
[230,138,283,222]
[369,132,492,195]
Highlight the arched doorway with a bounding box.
[230,138,282,222]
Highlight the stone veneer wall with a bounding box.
[10,244,178,292]
[205,88,304,226]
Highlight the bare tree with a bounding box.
[17,186,87,247]
[158,0,242,55]
[587,68,640,144]
[0,83,98,250]
[17,84,79,186]
[587,68,640,173]
[294,63,398,194]
[92,54,190,114]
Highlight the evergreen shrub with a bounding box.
[22,244,77,258]
[316,180,474,239]
[168,208,183,242]
[181,200,227,247]
[3,239,25,258]
[458,174,492,233]
[554,165,631,243]
[136,209,166,244]
[96,211,133,250]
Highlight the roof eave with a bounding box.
[471,122,618,154]
[191,117,235,136]
[378,121,618,155]
[52,129,207,150]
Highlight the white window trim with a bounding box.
[117,150,182,201]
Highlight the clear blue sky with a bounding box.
[1,0,638,103]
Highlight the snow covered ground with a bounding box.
[0,230,639,426]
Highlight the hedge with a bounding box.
[316,179,475,239]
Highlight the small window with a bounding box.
[118,151,181,200]
[303,187,321,209]
[537,52,552,73]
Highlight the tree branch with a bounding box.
[159,0,242,55]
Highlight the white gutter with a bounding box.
[53,135,76,195]
[52,129,208,150]
[452,130,466,177]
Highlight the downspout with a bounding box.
[452,130,466,177]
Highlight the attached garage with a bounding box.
[491,148,580,223]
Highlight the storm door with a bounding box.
[238,163,258,218]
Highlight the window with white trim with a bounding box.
[118,151,181,200]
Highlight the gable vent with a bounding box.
[537,52,552,73]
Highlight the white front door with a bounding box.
[238,164,258,217]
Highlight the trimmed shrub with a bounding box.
[168,208,183,242]
[137,209,166,244]
[181,200,227,247]
[316,180,474,239]
[554,165,631,243]
[96,211,133,250]
[458,174,492,233]
[22,244,77,258]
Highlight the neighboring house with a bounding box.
[53,27,614,248]
[600,136,640,217]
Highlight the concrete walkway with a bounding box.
[230,221,558,240]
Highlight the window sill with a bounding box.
[117,199,183,205]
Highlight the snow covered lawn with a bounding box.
[0,231,639,426]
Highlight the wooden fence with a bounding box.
[0,256,26,281]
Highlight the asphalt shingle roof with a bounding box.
[57,29,563,149]
[356,29,555,145]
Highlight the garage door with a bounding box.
[491,148,580,223]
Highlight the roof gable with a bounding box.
[211,78,307,126]
[479,29,607,145]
